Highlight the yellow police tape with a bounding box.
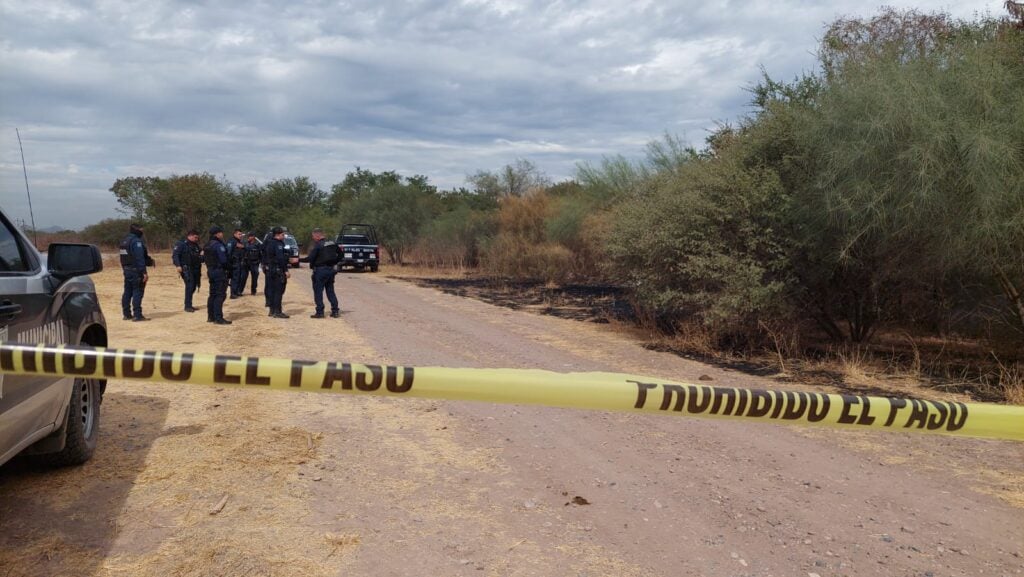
[2,341,1022,442]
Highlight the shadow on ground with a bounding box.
[0,392,170,577]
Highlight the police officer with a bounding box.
[226,229,246,298]
[204,226,232,325]
[264,226,291,318]
[172,229,203,312]
[299,227,341,318]
[119,222,155,321]
[262,229,290,308]
[241,231,262,295]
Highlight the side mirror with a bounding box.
[48,243,103,281]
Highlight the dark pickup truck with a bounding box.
[335,224,380,272]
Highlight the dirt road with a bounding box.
[2,261,1022,576]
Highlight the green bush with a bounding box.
[607,145,791,343]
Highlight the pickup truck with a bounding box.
[0,206,108,467]
[335,224,380,272]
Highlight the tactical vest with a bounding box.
[172,240,186,266]
[244,241,262,263]
[229,238,246,264]
[204,240,223,269]
[119,234,135,268]
[313,239,340,267]
[264,239,286,271]
[184,242,202,268]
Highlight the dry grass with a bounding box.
[994,358,1024,405]
[836,344,875,386]
[380,263,470,279]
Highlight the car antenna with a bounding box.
[16,128,39,247]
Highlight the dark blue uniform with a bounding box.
[205,237,230,322]
[226,233,246,297]
[172,237,203,310]
[119,230,152,320]
[300,237,340,317]
[264,237,290,316]
[242,238,262,295]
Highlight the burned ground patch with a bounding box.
[407,277,636,324]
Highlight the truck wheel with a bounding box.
[37,377,101,467]
[370,264,379,272]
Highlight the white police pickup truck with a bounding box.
[0,206,108,467]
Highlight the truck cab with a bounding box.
[0,207,108,467]
[336,224,380,272]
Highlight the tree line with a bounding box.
[80,7,1023,352]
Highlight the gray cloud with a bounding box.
[0,0,998,228]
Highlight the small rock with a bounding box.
[804,539,812,545]
[459,559,471,565]
[730,552,739,559]
[698,374,713,381]
[739,559,747,567]
[654,500,663,509]
[523,500,537,509]
[881,535,895,543]
[756,506,766,512]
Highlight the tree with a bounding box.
[332,169,441,264]
[802,12,1024,336]
[345,183,436,264]
[607,134,791,340]
[109,173,236,242]
[81,218,134,247]
[238,176,326,235]
[467,159,551,199]
[110,177,166,221]
[328,168,400,213]
[819,8,957,77]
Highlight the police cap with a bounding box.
[209,226,223,236]
[271,226,285,235]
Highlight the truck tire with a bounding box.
[36,377,101,467]
[370,264,379,272]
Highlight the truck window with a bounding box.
[0,218,31,273]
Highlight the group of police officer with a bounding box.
[120,223,342,324]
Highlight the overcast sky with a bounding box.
[0,0,1000,229]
